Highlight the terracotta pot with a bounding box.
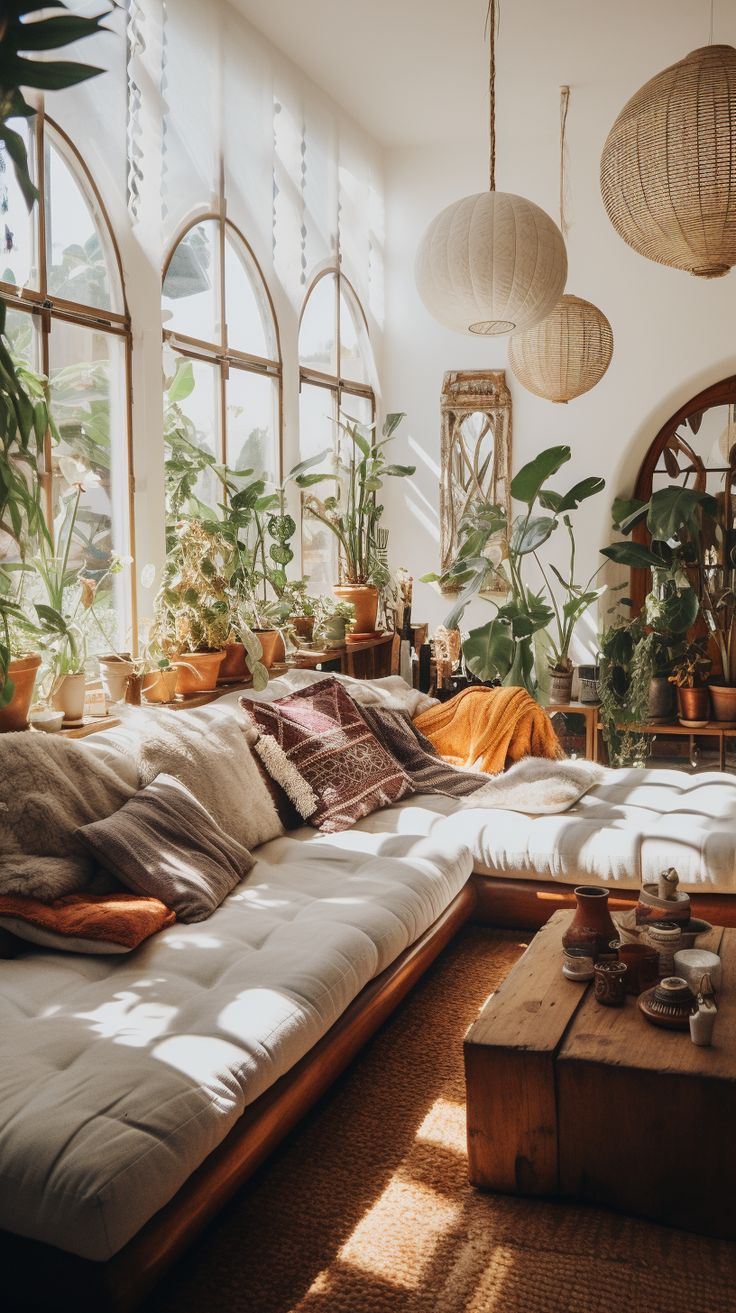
[562,886,618,961]
[51,672,86,724]
[125,673,143,706]
[254,630,281,669]
[549,666,573,704]
[218,642,248,683]
[708,682,736,723]
[648,675,675,722]
[677,685,711,722]
[292,615,315,642]
[0,654,42,732]
[98,654,135,706]
[174,650,224,697]
[333,584,378,634]
[142,668,178,704]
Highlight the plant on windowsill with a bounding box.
[292,411,415,636]
[312,595,356,649]
[150,519,231,697]
[421,445,605,701]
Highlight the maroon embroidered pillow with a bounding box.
[239,677,414,833]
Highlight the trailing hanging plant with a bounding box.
[598,618,658,767]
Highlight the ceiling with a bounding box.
[229,0,736,150]
[229,0,489,146]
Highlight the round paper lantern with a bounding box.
[601,44,736,277]
[509,294,614,403]
[415,190,568,336]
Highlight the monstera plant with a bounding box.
[424,445,605,698]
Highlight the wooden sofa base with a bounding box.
[470,873,736,930]
[2,882,477,1313]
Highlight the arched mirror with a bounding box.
[631,376,736,614]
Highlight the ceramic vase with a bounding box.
[0,654,42,732]
[51,672,86,725]
[562,886,618,961]
[645,921,682,976]
[549,666,573,704]
[648,675,675,723]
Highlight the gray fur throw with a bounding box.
[0,733,135,900]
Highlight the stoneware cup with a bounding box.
[594,960,627,1007]
[617,943,659,995]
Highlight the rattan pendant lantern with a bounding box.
[601,43,736,277]
[509,88,613,403]
[415,1,567,336]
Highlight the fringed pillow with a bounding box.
[239,677,414,833]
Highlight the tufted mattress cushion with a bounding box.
[0,820,472,1261]
[338,769,736,895]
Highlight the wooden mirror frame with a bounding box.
[630,375,736,614]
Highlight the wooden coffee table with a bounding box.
[465,909,735,1239]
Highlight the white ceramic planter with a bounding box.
[98,656,135,707]
[51,672,87,725]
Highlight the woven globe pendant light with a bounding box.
[415,0,567,336]
[601,44,736,277]
[509,293,613,403]
[510,90,614,403]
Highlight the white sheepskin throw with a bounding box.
[459,756,606,814]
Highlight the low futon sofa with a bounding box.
[2,669,736,1311]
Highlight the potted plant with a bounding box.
[598,616,658,767]
[533,500,605,704]
[668,639,712,723]
[280,579,316,643]
[292,412,415,635]
[150,519,229,695]
[422,445,604,700]
[602,486,710,722]
[313,595,355,648]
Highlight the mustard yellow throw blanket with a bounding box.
[413,685,564,775]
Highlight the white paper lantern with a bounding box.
[509,294,614,403]
[415,190,568,336]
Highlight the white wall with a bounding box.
[382,0,736,655]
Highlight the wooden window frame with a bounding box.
[0,110,136,638]
[162,214,283,480]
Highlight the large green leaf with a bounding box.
[612,496,648,533]
[443,571,486,630]
[509,514,557,556]
[288,448,333,479]
[538,476,605,514]
[601,541,664,569]
[646,486,719,541]
[382,412,405,439]
[510,445,571,506]
[652,585,700,635]
[503,640,535,695]
[463,619,514,682]
[167,359,195,404]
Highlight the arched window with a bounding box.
[298,270,376,592]
[0,114,133,649]
[162,217,282,516]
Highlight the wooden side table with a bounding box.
[547,699,599,761]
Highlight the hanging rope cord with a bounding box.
[559,84,570,237]
[485,0,497,191]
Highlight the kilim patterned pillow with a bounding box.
[239,677,414,833]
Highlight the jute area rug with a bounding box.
[147,928,736,1313]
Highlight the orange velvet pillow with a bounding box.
[0,892,176,955]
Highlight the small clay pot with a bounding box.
[677,685,711,722]
[0,654,42,732]
[51,672,86,724]
[635,882,691,925]
[617,942,660,994]
[218,642,248,683]
[292,615,315,643]
[142,668,178,704]
[709,683,736,723]
[333,584,378,634]
[174,650,224,697]
[648,675,675,723]
[594,961,627,1007]
[638,976,696,1030]
[254,630,281,670]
